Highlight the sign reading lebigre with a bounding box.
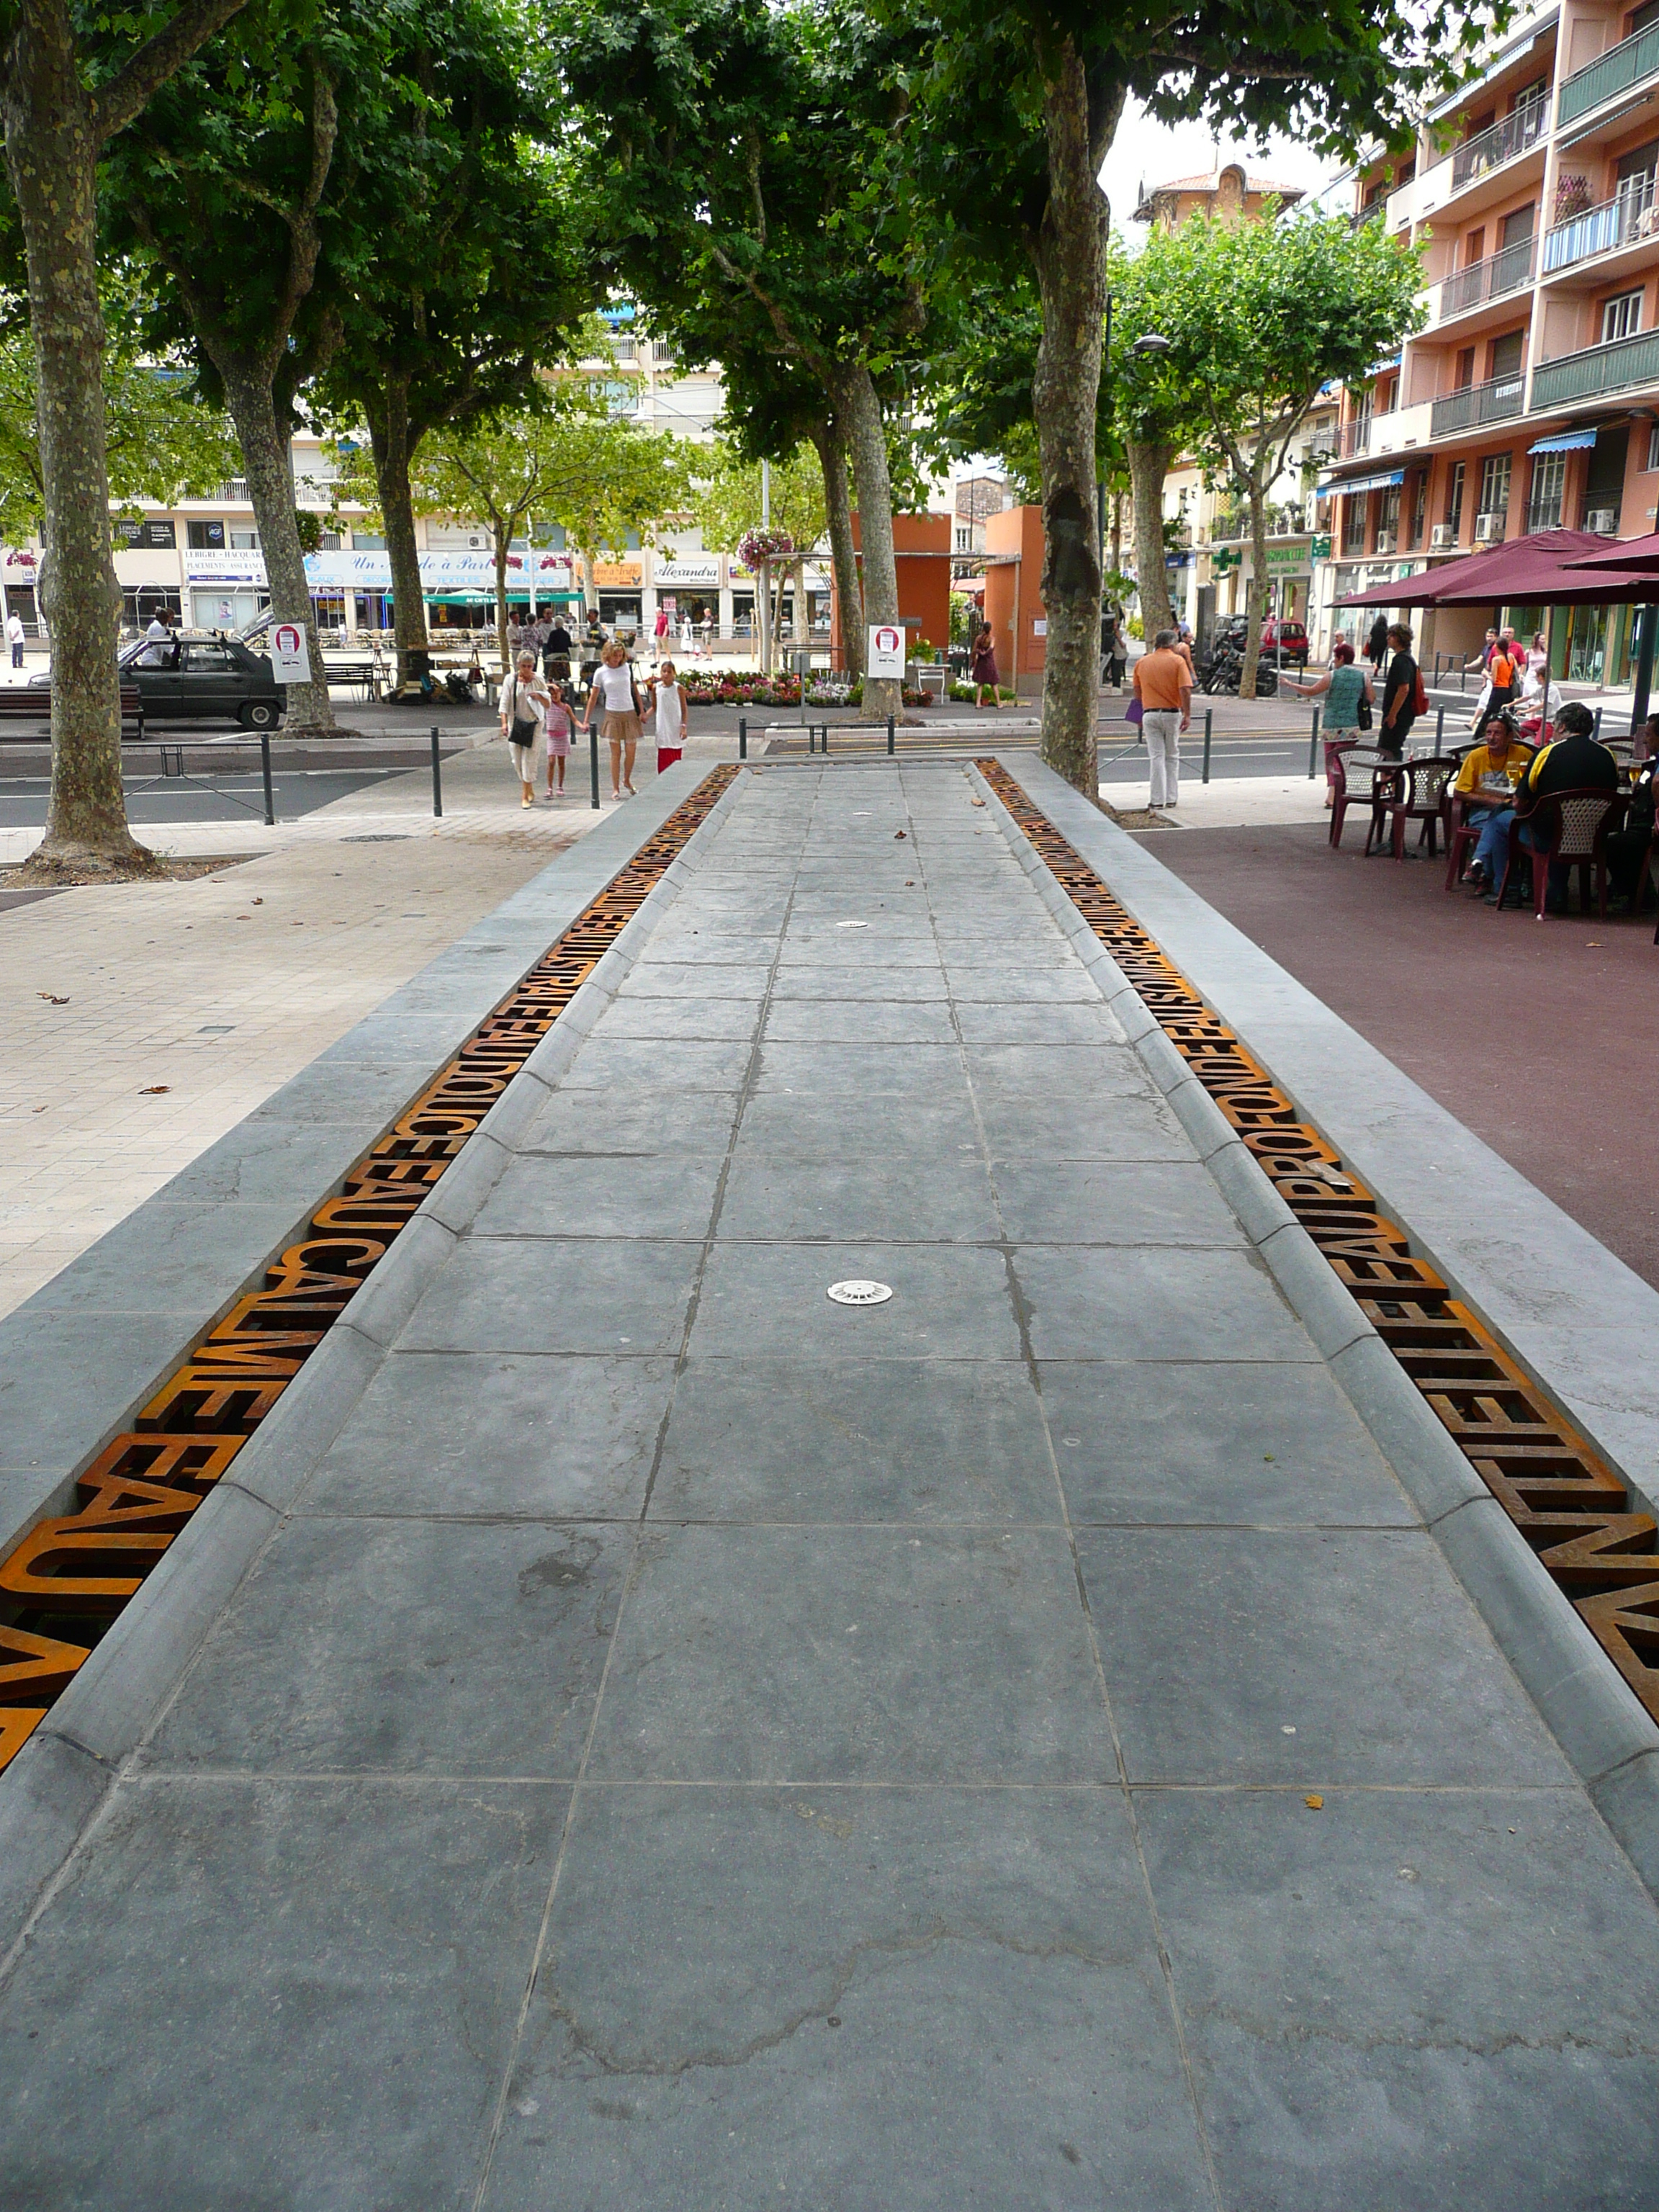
[269,622,311,683]
[866,624,905,679]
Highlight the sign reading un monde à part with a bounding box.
[181,549,579,591]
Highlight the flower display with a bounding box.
[736,526,796,569]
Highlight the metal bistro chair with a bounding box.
[1375,754,1458,860]
[1494,788,1627,920]
[1327,743,1403,851]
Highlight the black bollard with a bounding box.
[260,729,274,826]
[430,727,443,818]
[739,716,747,760]
[1202,709,1213,785]
[886,715,895,755]
[589,720,601,809]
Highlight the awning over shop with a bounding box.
[1318,467,1405,498]
[1527,428,1599,455]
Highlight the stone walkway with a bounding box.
[2,760,1658,2208]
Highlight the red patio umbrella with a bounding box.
[1334,529,1622,609]
[1566,530,1659,571]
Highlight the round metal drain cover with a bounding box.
[827,1279,893,1307]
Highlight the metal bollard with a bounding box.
[259,729,274,826]
[1202,709,1213,784]
[430,726,443,818]
[1307,706,1321,780]
[822,721,830,755]
[739,716,747,760]
[1436,706,1445,750]
[589,720,600,809]
[886,714,895,755]
[1593,706,1603,741]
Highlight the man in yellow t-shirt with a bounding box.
[1452,711,1532,896]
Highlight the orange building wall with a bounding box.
[830,512,953,667]
[981,506,1047,685]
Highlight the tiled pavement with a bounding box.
[2,761,1658,2209]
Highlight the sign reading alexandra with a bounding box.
[867,623,905,678]
[268,622,310,683]
[652,555,720,587]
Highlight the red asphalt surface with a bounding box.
[1130,819,1659,1290]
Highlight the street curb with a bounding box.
[0,763,740,1964]
[971,755,1659,1898]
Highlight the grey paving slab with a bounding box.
[1038,1360,1416,1526]
[761,995,959,1043]
[768,964,950,1001]
[591,990,763,1036]
[518,1084,742,1156]
[654,1357,1057,1522]
[553,1035,755,1089]
[299,1350,675,1519]
[716,1150,1001,1244]
[994,1161,1248,1247]
[485,1786,1213,2212]
[1136,1787,1659,2210]
[0,1777,564,2211]
[144,1516,629,1775]
[691,1239,1022,1359]
[400,1234,702,1354]
[1078,1526,1570,1786]
[1017,1243,1313,1362]
[587,1524,1114,1783]
[978,1087,1192,1159]
[752,1040,966,1096]
[473,1152,725,1240]
[736,1087,984,1156]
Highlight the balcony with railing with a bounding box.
[1447,95,1550,189]
[1434,236,1536,320]
[1559,19,1659,127]
[1543,176,1659,273]
[1333,415,1373,458]
[1429,370,1527,436]
[1532,323,1659,407]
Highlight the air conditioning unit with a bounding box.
[1586,508,1619,534]
[1473,513,1503,542]
[1430,523,1457,549]
[1373,532,1396,554]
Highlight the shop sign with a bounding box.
[652,555,719,586]
[116,518,177,549]
[300,549,574,592]
[186,548,266,583]
[593,560,642,587]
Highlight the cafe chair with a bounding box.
[1328,745,1402,852]
[1376,755,1457,860]
[1494,788,1627,920]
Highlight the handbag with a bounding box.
[1357,690,1372,730]
[1125,696,1144,725]
[505,678,539,747]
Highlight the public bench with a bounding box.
[0,684,145,738]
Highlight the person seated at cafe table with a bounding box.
[1508,700,1622,912]
[1605,712,1659,914]
[1452,709,1534,898]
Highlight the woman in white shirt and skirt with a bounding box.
[582,642,642,799]
[499,651,550,808]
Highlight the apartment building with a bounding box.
[1320,0,1659,682]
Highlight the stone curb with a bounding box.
[0,763,740,1960]
[971,755,1659,1899]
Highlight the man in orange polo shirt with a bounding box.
[1132,628,1193,808]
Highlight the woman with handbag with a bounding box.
[500,649,551,809]
[970,621,1000,709]
[1285,640,1373,810]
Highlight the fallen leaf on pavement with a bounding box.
[251,896,264,905]
[1303,1794,1323,1810]
[894,830,907,840]
[970,797,986,808]
[140,1085,171,1094]
[37,992,68,1004]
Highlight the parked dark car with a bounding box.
[32,633,287,729]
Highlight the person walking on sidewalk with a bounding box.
[543,679,575,799]
[6,609,24,668]
[1378,622,1421,758]
[646,657,688,772]
[1367,611,1390,677]
[582,640,643,799]
[970,621,1000,709]
[1133,628,1192,809]
[500,650,550,809]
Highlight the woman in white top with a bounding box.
[645,657,688,767]
[499,651,550,808]
[582,641,642,799]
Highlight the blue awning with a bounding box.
[1318,467,1405,497]
[1527,429,1599,454]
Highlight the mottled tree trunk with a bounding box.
[1029,42,1123,800]
[1128,439,1174,639]
[3,12,147,873]
[810,414,863,679]
[219,365,335,732]
[1240,481,1269,700]
[367,375,429,690]
[1109,490,1123,580]
[827,361,900,722]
